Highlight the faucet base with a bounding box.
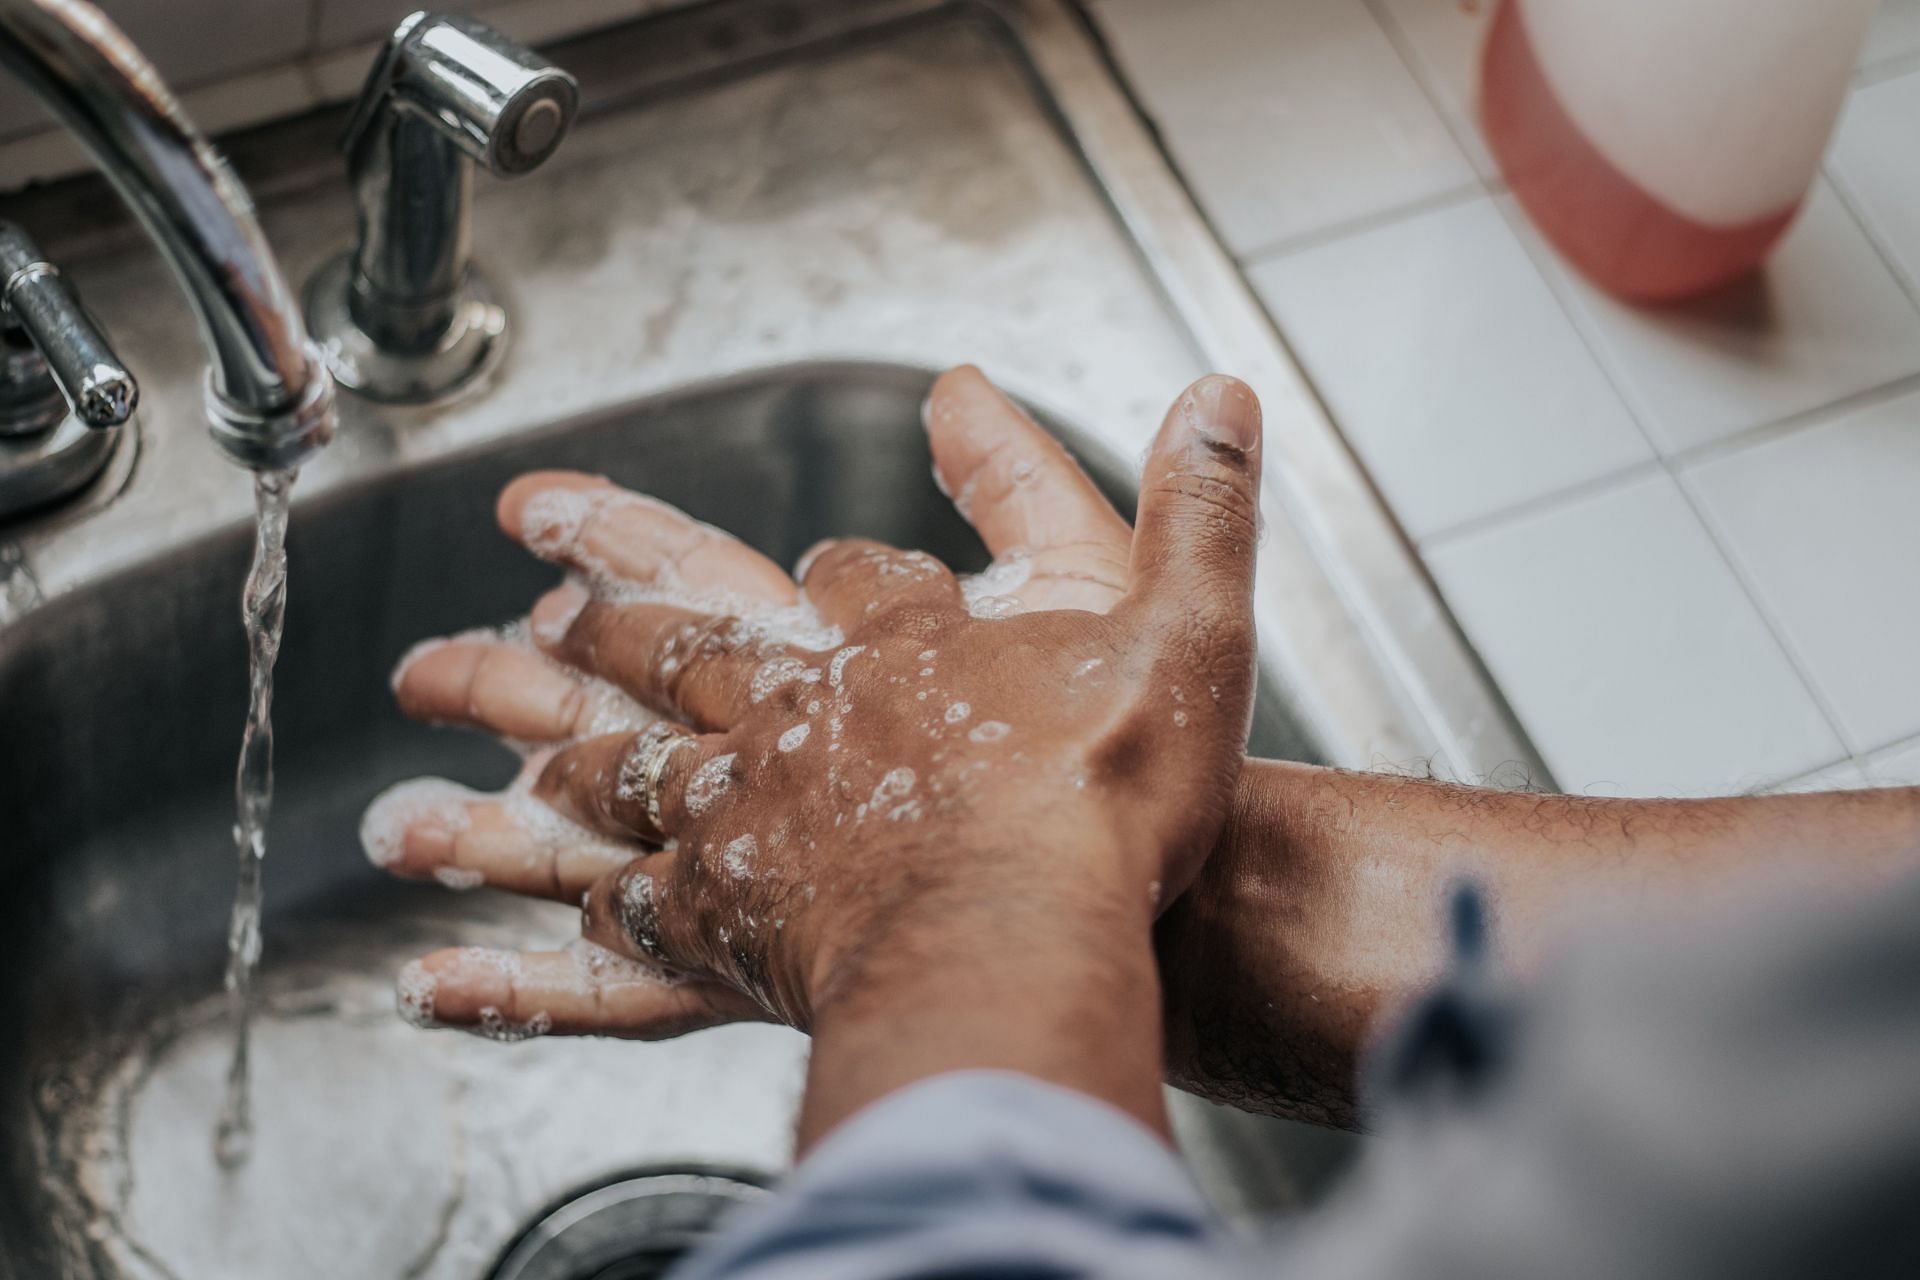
[304,253,508,405]
[0,411,124,522]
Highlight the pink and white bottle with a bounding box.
[1482,0,1879,302]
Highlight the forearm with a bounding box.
[1159,760,1920,1128]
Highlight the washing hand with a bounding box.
[370,367,1265,1140]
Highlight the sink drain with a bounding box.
[489,1167,772,1280]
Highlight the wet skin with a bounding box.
[379,368,1265,1145]
[377,366,1920,1137]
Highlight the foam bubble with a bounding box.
[721,833,759,879]
[968,721,1011,744]
[752,656,822,704]
[470,1007,553,1043]
[778,723,810,752]
[566,937,678,986]
[519,487,601,558]
[432,866,485,891]
[961,553,1031,619]
[827,645,867,689]
[944,701,971,724]
[684,752,737,817]
[359,777,474,868]
[396,960,438,1028]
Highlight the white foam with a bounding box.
[944,701,971,724]
[395,960,438,1028]
[961,552,1031,619]
[968,721,1011,744]
[778,723,811,752]
[470,1007,553,1043]
[684,752,737,817]
[566,937,679,986]
[1173,710,1189,727]
[359,777,475,868]
[432,866,485,891]
[751,656,822,704]
[519,487,601,559]
[827,645,867,689]
[721,833,759,879]
[531,576,591,646]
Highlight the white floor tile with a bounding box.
[1831,71,1920,294]
[1373,0,1497,177]
[1505,183,1920,455]
[1090,0,1474,254]
[1249,196,1651,538]
[1425,470,1844,797]
[1861,0,1920,73]
[1685,391,1920,754]
[1865,736,1920,786]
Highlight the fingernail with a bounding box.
[530,581,590,646]
[1179,375,1260,453]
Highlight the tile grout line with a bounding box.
[1468,177,1862,779]
[1235,179,1489,268]
[1362,0,1494,178]
[1822,151,1920,316]
[1666,464,1864,763]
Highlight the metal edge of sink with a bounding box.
[0,0,1545,792]
[0,2,1551,1268]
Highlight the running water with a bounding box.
[213,468,297,1169]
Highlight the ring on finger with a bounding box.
[619,725,700,836]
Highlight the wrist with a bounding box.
[797,863,1169,1151]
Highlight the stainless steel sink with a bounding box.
[0,1,1536,1275]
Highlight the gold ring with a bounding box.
[620,725,699,837]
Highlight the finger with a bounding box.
[1116,375,1263,644]
[360,777,638,902]
[798,537,965,637]
[392,634,655,744]
[533,727,733,843]
[532,583,813,730]
[397,945,762,1039]
[498,471,798,605]
[579,853,714,975]
[924,365,1132,613]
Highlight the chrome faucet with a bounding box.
[0,220,134,516]
[0,0,334,479]
[305,12,578,403]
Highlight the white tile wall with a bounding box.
[1091,0,1920,796]
[1248,195,1651,539]
[1685,391,1920,756]
[1861,0,1920,75]
[1867,736,1920,787]
[1831,72,1920,297]
[1506,183,1920,456]
[1424,471,1843,797]
[1089,0,1476,255]
[1369,0,1495,176]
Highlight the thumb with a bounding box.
[1119,375,1263,637]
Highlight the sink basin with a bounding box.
[0,365,1325,1277]
[0,0,1534,1273]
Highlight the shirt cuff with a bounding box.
[674,1070,1239,1280]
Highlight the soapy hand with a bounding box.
[370,368,1263,1046]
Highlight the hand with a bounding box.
[372,368,1266,1137]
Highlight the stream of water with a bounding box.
[213,468,297,1169]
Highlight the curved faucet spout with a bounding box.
[0,0,333,470]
